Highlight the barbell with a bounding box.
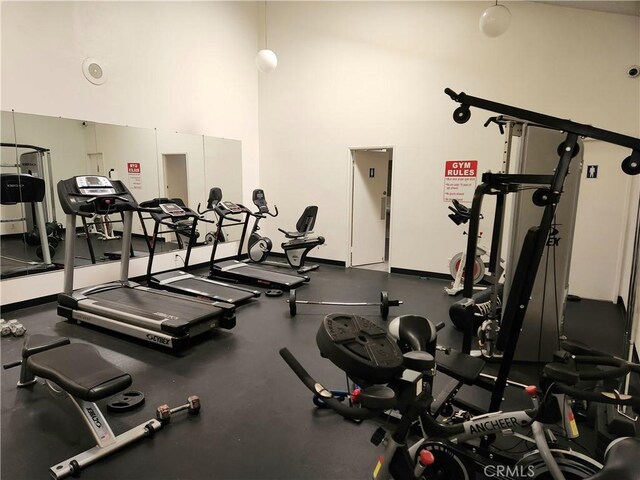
[287,289,402,318]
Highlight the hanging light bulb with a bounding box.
[256,1,278,73]
[256,49,278,73]
[479,1,511,38]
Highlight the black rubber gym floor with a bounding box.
[0,263,632,479]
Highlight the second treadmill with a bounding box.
[204,192,310,290]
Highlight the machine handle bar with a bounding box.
[553,382,640,408]
[445,88,640,153]
[279,348,380,421]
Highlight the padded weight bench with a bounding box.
[9,334,163,479]
[278,206,325,273]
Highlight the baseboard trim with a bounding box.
[390,267,450,280]
[2,294,59,313]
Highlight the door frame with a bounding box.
[161,153,190,206]
[346,145,395,268]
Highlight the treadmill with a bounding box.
[140,197,260,304]
[56,175,236,351]
[206,195,310,290]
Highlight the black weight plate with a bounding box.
[380,291,389,318]
[316,313,403,384]
[289,290,297,316]
[24,232,39,246]
[265,289,283,297]
[107,390,145,412]
[35,245,55,260]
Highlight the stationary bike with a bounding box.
[445,199,502,296]
[280,313,640,480]
[247,189,279,263]
[247,189,325,274]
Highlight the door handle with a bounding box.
[380,197,386,220]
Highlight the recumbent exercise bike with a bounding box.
[247,188,325,274]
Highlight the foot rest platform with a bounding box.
[436,348,486,385]
[26,341,132,402]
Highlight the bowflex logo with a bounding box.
[86,407,102,429]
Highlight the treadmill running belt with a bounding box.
[87,287,219,329]
[170,277,254,303]
[217,260,306,284]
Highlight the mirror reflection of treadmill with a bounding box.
[56,175,236,351]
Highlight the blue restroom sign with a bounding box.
[586,165,598,179]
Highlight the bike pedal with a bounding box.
[371,427,386,446]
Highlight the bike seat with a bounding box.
[388,314,438,353]
[589,437,640,480]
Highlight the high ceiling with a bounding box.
[537,1,640,17]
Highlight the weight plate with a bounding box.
[35,245,55,260]
[380,291,389,318]
[316,313,403,384]
[289,289,297,316]
[107,390,145,412]
[265,289,283,297]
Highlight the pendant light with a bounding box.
[479,1,512,38]
[256,1,278,73]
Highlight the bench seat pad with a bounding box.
[26,343,132,402]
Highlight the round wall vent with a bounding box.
[82,58,107,85]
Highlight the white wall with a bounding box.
[569,142,635,301]
[258,2,639,293]
[1,1,260,304]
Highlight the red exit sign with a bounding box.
[127,162,141,174]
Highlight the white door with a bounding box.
[163,154,189,204]
[86,153,104,175]
[351,149,389,266]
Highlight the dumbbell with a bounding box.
[156,395,201,425]
[288,290,403,318]
[0,319,26,337]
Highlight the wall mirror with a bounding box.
[0,110,243,280]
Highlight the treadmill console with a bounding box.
[75,176,117,195]
[58,175,138,217]
[215,201,245,216]
[159,203,187,217]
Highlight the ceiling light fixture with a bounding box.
[256,1,277,73]
[479,1,512,38]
